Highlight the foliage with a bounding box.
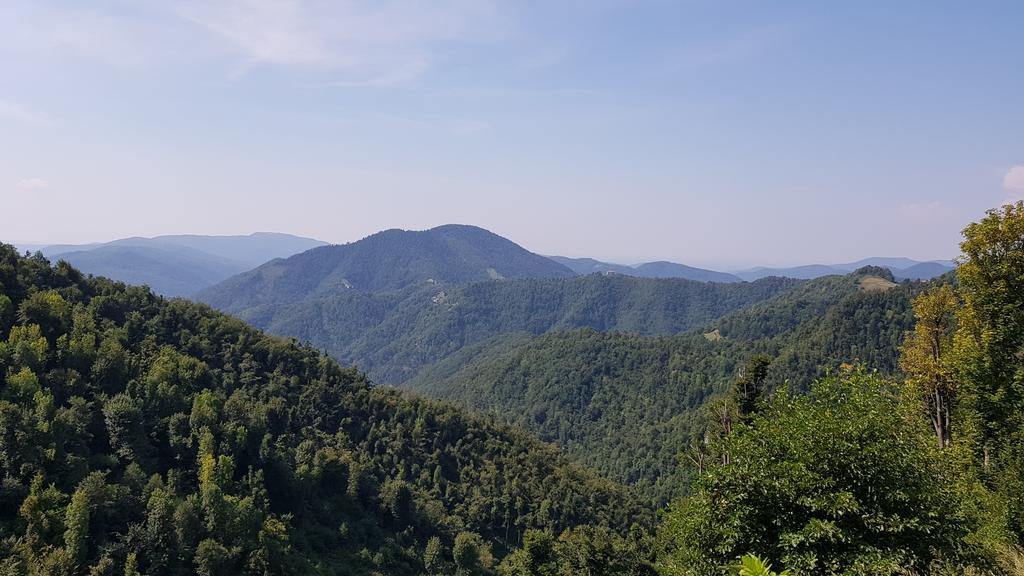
[900,285,959,447]
[732,555,791,576]
[658,372,972,576]
[498,526,655,576]
[954,201,1024,545]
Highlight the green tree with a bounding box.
[63,487,90,568]
[659,372,970,576]
[195,538,232,576]
[955,201,1024,459]
[0,294,13,334]
[734,355,771,419]
[101,393,153,466]
[423,536,446,574]
[954,201,1024,543]
[454,532,492,575]
[900,285,959,448]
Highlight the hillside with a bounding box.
[0,245,642,574]
[406,269,927,504]
[198,225,575,311]
[201,272,800,385]
[37,233,327,297]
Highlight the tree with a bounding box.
[64,487,90,567]
[0,294,13,334]
[955,201,1024,458]
[734,355,770,419]
[659,372,970,576]
[900,285,958,448]
[124,552,141,576]
[423,536,446,574]
[704,355,773,467]
[195,538,232,576]
[454,532,492,575]
[499,526,654,576]
[954,201,1024,543]
[101,393,153,466]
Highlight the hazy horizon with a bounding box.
[7,225,956,271]
[4,1,1021,267]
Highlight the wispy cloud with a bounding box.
[895,201,955,224]
[0,100,49,124]
[172,0,503,83]
[667,25,793,72]
[0,3,166,68]
[17,178,49,191]
[1004,165,1024,203]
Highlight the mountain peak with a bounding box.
[197,225,574,310]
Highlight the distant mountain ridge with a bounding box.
[25,232,326,297]
[549,256,742,282]
[735,257,955,281]
[549,255,952,282]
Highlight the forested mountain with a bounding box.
[406,268,927,504]
[29,233,327,298]
[198,225,573,311]
[548,257,740,282]
[200,273,800,385]
[0,244,643,575]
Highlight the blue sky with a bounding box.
[2,0,1022,267]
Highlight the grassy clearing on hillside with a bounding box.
[860,275,898,292]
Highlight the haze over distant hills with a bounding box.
[734,257,955,281]
[549,256,742,282]
[18,233,326,297]
[550,254,954,282]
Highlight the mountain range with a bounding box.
[196,225,799,384]
[548,256,743,282]
[548,255,953,282]
[17,227,953,301]
[734,256,956,281]
[16,232,326,297]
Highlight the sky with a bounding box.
[2,0,1022,268]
